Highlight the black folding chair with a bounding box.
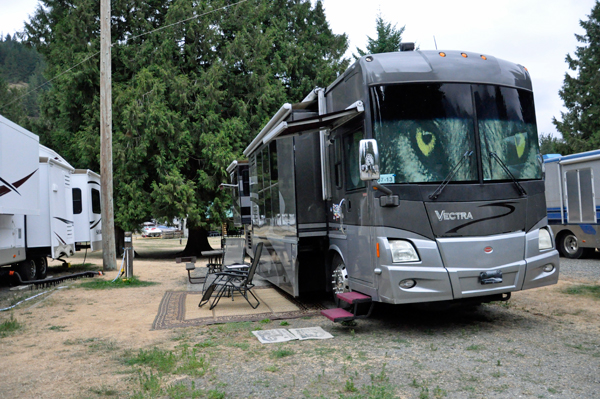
[199,242,263,310]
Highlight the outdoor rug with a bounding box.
[152,286,326,330]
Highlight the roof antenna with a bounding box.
[433,36,438,50]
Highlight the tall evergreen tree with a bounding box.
[354,13,405,58]
[554,1,600,153]
[24,0,348,254]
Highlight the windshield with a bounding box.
[371,83,542,184]
[474,85,542,180]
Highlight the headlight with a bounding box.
[389,240,420,262]
[539,228,553,250]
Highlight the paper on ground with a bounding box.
[252,329,297,344]
[288,327,333,340]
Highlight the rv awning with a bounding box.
[260,101,364,145]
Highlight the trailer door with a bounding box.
[49,165,74,258]
[89,184,102,251]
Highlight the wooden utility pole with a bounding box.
[100,0,117,270]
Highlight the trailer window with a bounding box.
[91,188,101,214]
[474,85,542,181]
[73,188,82,215]
[371,83,478,184]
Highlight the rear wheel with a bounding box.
[16,260,37,281]
[557,233,584,259]
[35,257,48,280]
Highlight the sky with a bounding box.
[0,0,597,139]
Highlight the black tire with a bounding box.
[35,257,48,280]
[16,260,37,281]
[557,232,584,259]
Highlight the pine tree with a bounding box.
[554,1,600,153]
[23,0,348,254]
[354,13,405,59]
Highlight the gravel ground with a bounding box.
[559,254,600,281]
[173,256,600,399]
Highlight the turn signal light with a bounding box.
[376,243,380,258]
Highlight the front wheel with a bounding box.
[557,233,584,259]
[331,254,349,296]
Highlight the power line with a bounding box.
[0,51,100,111]
[0,0,251,112]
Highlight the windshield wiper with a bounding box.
[489,152,527,196]
[429,151,473,200]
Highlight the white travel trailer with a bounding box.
[1,115,102,281]
[544,150,600,258]
[0,115,41,279]
[24,145,76,278]
[71,170,102,251]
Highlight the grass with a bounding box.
[124,345,209,377]
[49,325,67,331]
[271,347,295,359]
[563,284,600,300]
[57,262,100,272]
[78,276,158,289]
[0,316,22,338]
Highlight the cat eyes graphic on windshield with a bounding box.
[416,128,436,156]
[514,132,526,158]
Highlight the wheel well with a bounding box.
[555,229,574,244]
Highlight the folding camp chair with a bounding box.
[199,242,263,310]
[222,237,246,269]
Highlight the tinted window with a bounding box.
[91,188,101,214]
[72,188,82,214]
[344,130,366,190]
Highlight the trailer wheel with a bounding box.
[35,257,48,280]
[331,254,350,296]
[16,260,37,281]
[557,233,584,259]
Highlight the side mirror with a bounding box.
[359,139,380,181]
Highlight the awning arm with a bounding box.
[261,101,364,145]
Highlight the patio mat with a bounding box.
[152,287,326,330]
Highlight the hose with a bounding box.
[111,249,127,282]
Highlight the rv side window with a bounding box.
[73,188,82,214]
[91,188,101,214]
[334,138,342,189]
[344,130,366,190]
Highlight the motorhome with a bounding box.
[238,49,559,312]
[544,150,600,258]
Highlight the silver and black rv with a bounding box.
[239,49,559,307]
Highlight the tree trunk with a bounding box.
[179,227,214,256]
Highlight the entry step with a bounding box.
[337,292,372,305]
[321,308,355,323]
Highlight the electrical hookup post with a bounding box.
[124,231,133,278]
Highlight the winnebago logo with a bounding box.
[434,210,473,221]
